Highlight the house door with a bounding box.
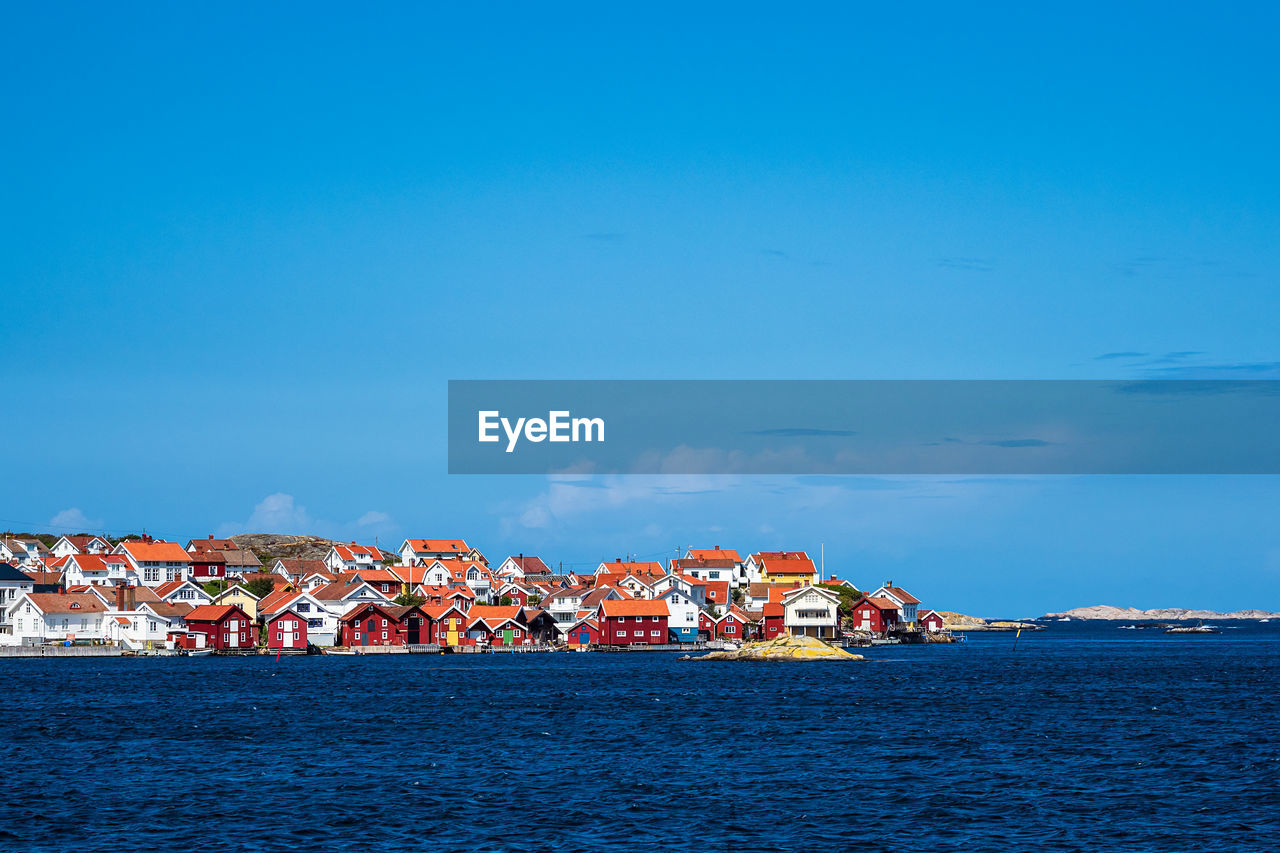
[502,628,513,646]
[364,619,375,645]
[407,617,420,644]
[228,622,239,648]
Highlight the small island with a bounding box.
[684,635,865,662]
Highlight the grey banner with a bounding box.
[447,380,1280,474]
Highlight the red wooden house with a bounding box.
[599,599,669,646]
[918,609,945,633]
[851,596,901,633]
[268,609,309,651]
[565,616,600,648]
[716,610,749,640]
[697,610,716,640]
[465,605,530,646]
[339,603,428,647]
[188,551,227,581]
[423,603,470,647]
[182,604,256,650]
[762,603,786,639]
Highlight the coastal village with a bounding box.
[0,533,948,654]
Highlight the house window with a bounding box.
[650,630,660,637]
[309,619,322,628]
[293,632,299,641]
[725,624,736,633]
[633,630,643,637]
[277,632,283,641]
[298,603,310,612]
[381,631,388,640]
[223,634,229,643]
[354,632,361,641]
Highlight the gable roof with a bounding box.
[877,585,921,605]
[23,593,107,614]
[118,540,191,563]
[187,537,240,553]
[185,604,245,622]
[0,563,31,582]
[502,555,551,574]
[760,555,817,576]
[686,548,742,562]
[333,543,388,562]
[403,539,469,554]
[599,599,668,619]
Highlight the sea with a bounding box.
[2,620,1277,852]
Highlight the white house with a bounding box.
[656,586,700,642]
[257,589,339,646]
[781,585,841,639]
[323,542,389,574]
[51,535,111,559]
[114,539,192,587]
[872,582,920,626]
[154,579,214,607]
[0,564,35,641]
[3,593,108,646]
[63,553,131,587]
[398,539,475,567]
[0,538,51,569]
[495,555,551,580]
[103,601,193,650]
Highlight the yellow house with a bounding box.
[758,554,819,586]
[214,585,262,620]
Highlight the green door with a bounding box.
[503,628,513,645]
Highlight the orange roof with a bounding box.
[763,602,784,617]
[352,568,401,584]
[467,605,524,628]
[600,599,668,618]
[405,539,469,553]
[119,541,191,563]
[335,543,388,562]
[860,596,901,611]
[69,554,127,572]
[687,548,742,562]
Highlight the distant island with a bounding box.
[1044,605,1279,621]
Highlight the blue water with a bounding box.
[3,622,1278,851]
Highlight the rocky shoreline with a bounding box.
[683,635,864,662]
[1044,605,1280,621]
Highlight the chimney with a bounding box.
[208,534,214,539]
[116,584,125,611]
[127,587,137,610]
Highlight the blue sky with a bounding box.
[3,3,1278,615]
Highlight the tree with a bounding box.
[201,579,228,596]
[243,576,276,599]
[528,594,543,607]
[818,583,860,618]
[394,592,425,607]
[498,595,513,606]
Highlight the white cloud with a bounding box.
[48,507,104,532]
[218,495,400,541]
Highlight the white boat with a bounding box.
[184,648,213,657]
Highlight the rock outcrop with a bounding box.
[686,635,864,662]
[1044,604,1280,621]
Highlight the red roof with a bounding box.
[600,599,668,618]
[879,585,921,605]
[760,556,817,576]
[185,604,244,623]
[405,539,469,554]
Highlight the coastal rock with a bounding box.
[687,635,864,662]
[1044,604,1280,621]
[938,611,988,630]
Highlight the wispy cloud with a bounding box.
[1093,351,1148,360]
[48,507,104,533]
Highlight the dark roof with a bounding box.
[0,563,32,582]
